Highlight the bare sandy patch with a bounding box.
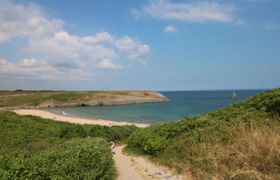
[113,146,185,180]
[12,109,149,128]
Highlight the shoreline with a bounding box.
[12,109,149,128]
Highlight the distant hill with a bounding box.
[127,88,280,179]
[0,90,169,109]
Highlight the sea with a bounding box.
[57,90,265,124]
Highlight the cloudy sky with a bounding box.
[0,0,279,90]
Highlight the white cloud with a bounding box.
[138,44,151,56]
[19,58,48,67]
[0,58,9,65]
[163,25,177,33]
[113,36,151,62]
[80,32,114,44]
[26,31,150,68]
[0,0,151,80]
[132,0,237,23]
[0,0,63,43]
[97,59,123,69]
[115,36,137,51]
[0,58,92,80]
[260,21,280,31]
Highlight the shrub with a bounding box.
[58,125,87,138]
[0,138,115,179]
[127,88,280,179]
[244,88,280,114]
[128,89,280,155]
[87,125,138,143]
[0,111,137,179]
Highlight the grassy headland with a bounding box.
[0,90,169,108]
[0,111,138,179]
[127,88,280,179]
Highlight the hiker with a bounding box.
[109,141,115,154]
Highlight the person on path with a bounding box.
[109,141,115,154]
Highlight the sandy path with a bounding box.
[12,109,186,179]
[113,146,183,180]
[12,109,148,128]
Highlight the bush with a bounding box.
[87,125,138,143]
[128,89,280,155]
[58,125,87,138]
[128,117,216,155]
[127,88,280,179]
[0,138,115,179]
[244,88,280,114]
[0,111,138,179]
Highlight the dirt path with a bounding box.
[113,146,184,180]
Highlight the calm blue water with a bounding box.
[58,90,265,124]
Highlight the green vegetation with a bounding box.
[45,92,86,102]
[127,88,280,179]
[1,89,279,179]
[0,111,138,179]
[0,91,100,107]
[0,90,166,107]
[0,138,115,179]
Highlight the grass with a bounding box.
[45,92,89,101]
[0,91,53,107]
[0,111,138,179]
[155,118,280,179]
[218,120,280,179]
[1,88,279,179]
[0,138,115,179]
[0,90,163,107]
[126,88,280,179]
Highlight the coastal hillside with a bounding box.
[1,89,279,179]
[0,111,138,179]
[127,88,280,179]
[0,90,169,108]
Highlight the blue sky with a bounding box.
[0,0,279,90]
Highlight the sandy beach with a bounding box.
[13,109,149,128]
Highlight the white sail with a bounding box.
[230,91,237,99]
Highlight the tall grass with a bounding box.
[176,119,280,179]
[223,119,280,179]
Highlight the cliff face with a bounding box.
[0,90,169,109]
